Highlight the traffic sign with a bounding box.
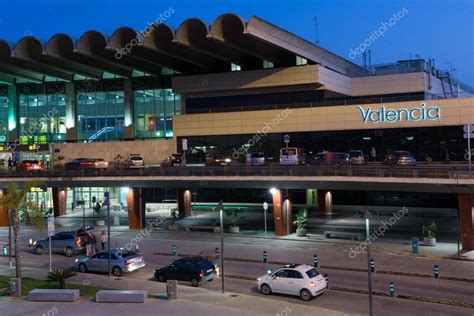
[47,217,55,237]
[263,202,268,211]
[283,134,290,143]
[463,124,474,139]
[104,191,110,199]
[102,198,110,207]
[182,138,188,151]
[215,200,224,212]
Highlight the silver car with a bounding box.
[348,150,365,165]
[75,248,145,277]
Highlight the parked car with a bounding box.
[248,152,265,166]
[75,248,145,277]
[34,229,93,257]
[307,152,349,166]
[154,256,216,287]
[257,264,327,301]
[279,147,306,165]
[161,153,184,167]
[127,154,145,169]
[64,158,96,170]
[383,151,416,166]
[348,150,365,165]
[93,158,109,169]
[19,160,43,171]
[206,155,233,166]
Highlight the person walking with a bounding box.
[7,158,12,172]
[85,233,92,257]
[99,230,106,251]
[90,232,97,255]
[371,147,376,162]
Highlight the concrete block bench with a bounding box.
[324,231,365,241]
[96,290,147,303]
[28,289,79,302]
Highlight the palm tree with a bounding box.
[0,181,43,282]
[47,268,77,289]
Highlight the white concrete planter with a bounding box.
[423,237,436,246]
[95,220,105,226]
[229,226,240,234]
[296,228,307,237]
[169,223,179,231]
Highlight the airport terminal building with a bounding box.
[0,14,473,250]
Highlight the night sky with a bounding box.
[0,0,472,86]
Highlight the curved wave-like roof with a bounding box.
[0,15,366,84]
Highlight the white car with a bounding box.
[127,155,145,169]
[257,264,327,301]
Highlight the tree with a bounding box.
[0,181,43,280]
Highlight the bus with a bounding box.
[279,147,305,165]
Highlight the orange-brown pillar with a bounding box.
[283,198,293,235]
[458,194,474,251]
[0,189,8,227]
[52,188,67,217]
[177,188,192,218]
[317,190,332,217]
[127,188,144,229]
[272,189,285,236]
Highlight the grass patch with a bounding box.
[0,275,112,297]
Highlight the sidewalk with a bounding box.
[0,266,343,316]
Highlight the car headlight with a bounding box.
[225,158,231,163]
[75,258,79,263]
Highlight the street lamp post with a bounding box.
[103,191,111,278]
[362,208,373,316]
[262,202,268,235]
[216,200,225,293]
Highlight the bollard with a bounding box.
[263,250,267,264]
[215,247,219,258]
[172,244,177,257]
[324,274,329,289]
[389,282,395,297]
[370,258,375,273]
[313,254,319,268]
[433,265,439,279]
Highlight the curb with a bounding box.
[331,286,474,309]
[153,252,474,283]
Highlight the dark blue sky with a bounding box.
[0,0,472,86]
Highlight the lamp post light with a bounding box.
[262,202,268,235]
[362,208,373,316]
[215,200,225,293]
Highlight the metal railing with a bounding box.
[0,163,471,180]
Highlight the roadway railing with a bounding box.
[0,163,472,179]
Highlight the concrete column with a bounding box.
[458,193,474,251]
[317,190,332,216]
[123,79,134,140]
[52,188,67,217]
[0,189,8,227]
[65,82,76,142]
[127,188,144,229]
[176,188,192,218]
[272,189,285,236]
[283,197,293,235]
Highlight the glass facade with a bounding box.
[18,93,66,144]
[76,91,125,141]
[134,88,181,139]
[0,95,8,144]
[179,125,468,163]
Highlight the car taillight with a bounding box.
[76,237,81,246]
[199,272,204,277]
[125,259,133,265]
[309,281,316,287]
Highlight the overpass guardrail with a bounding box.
[0,163,472,179]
